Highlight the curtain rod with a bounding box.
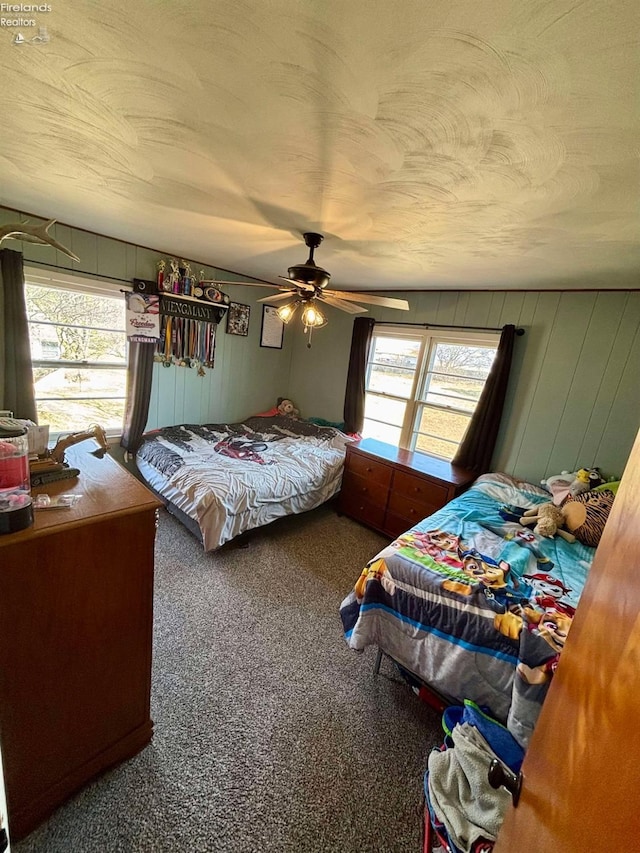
[374,321,525,335]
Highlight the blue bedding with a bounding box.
[340,473,596,746]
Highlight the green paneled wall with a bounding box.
[0,207,294,429]
[3,206,638,483]
[288,290,640,483]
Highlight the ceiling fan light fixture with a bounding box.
[301,301,327,329]
[276,301,299,324]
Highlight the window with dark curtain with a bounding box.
[451,324,516,473]
[343,316,375,434]
[120,341,155,453]
[0,248,37,421]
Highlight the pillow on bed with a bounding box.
[593,480,620,495]
[562,489,615,548]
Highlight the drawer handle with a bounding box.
[361,486,369,494]
[366,466,373,473]
[413,486,421,493]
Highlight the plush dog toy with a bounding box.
[520,503,576,543]
[276,397,299,418]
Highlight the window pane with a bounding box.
[363,418,401,446]
[34,367,126,400]
[36,399,125,434]
[26,282,127,437]
[30,325,126,363]
[432,342,496,380]
[367,364,415,398]
[370,335,420,370]
[423,375,487,413]
[415,433,459,460]
[413,406,471,459]
[26,285,125,331]
[364,393,406,427]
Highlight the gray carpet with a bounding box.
[15,505,444,853]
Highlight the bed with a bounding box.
[136,415,352,550]
[340,472,599,746]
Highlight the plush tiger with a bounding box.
[562,489,615,548]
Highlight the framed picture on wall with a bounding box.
[226,302,251,336]
[260,305,284,349]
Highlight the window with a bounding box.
[363,327,498,460]
[25,269,128,438]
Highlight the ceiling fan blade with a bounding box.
[278,275,315,292]
[323,290,410,311]
[257,292,297,304]
[320,295,368,314]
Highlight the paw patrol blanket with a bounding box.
[340,473,596,746]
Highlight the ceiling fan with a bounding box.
[212,232,409,346]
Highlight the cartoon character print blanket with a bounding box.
[137,416,352,550]
[340,473,596,747]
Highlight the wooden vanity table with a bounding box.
[0,441,162,839]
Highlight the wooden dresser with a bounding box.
[0,442,162,840]
[338,437,476,539]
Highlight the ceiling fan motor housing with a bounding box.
[288,232,331,288]
[287,262,331,289]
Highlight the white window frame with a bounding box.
[24,267,131,440]
[363,325,499,459]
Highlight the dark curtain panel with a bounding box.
[451,324,516,473]
[120,340,155,453]
[343,316,375,434]
[0,248,37,421]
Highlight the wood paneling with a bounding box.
[289,286,638,484]
[2,205,637,481]
[3,206,294,432]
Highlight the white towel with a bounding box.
[428,723,512,853]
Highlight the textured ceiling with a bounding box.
[0,0,638,290]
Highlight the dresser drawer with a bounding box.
[385,511,422,540]
[392,470,448,507]
[346,451,393,488]
[340,470,389,508]
[386,492,440,528]
[341,494,387,531]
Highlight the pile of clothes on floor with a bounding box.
[424,701,525,853]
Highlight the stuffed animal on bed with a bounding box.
[568,467,604,496]
[254,397,300,419]
[519,503,576,543]
[276,397,299,418]
[562,489,616,548]
[541,467,604,505]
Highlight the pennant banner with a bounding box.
[125,292,160,341]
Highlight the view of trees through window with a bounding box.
[26,283,127,435]
[363,331,497,459]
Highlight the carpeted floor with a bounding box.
[15,504,444,853]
